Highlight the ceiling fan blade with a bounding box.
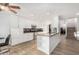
[0,3,9,6]
[0,3,20,14]
[9,8,17,14]
[9,5,20,9]
[4,3,9,6]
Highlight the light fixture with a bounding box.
[74,18,77,22]
[0,5,5,10]
[0,5,9,11]
[30,14,34,17]
[46,12,50,15]
[76,13,79,16]
[0,3,21,14]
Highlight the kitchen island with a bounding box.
[74,32,79,40]
[36,32,61,55]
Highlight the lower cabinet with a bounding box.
[37,36,49,54]
[11,28,33,46]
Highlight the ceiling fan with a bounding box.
[0,3,21,14]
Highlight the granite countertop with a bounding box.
[36,32,58,37]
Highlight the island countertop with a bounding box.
[36,32,58,37]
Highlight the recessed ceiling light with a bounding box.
[30,14,34,17]
[0,5,9,11]
[0,6,5,10]
[76,13,79,15]
[46,12,50,15]
[74,18,77,22]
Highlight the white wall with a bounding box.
[60,20,66,28]
[0,11,40,45]
[0,11,34,45]
[0,11,10,38]
[60,18,77,29]
[77,17,79,31]
[0,4,60,45]
[10,15,59,45]
[66,18,77,27]
[35,16,59,33]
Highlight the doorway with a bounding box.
[66,27,76,39]
[66,18,77,40]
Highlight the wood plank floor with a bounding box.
[10,40,46,55]
[3,36,79,55]
[52,36,79,55]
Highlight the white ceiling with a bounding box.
[17,3,79,20]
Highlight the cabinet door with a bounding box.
[50,34,60,53]
[41,37,49,52]
[37,36,49,53]
[37,36,42,48]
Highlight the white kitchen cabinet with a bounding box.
[11,28,33,45]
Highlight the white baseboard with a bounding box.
[37,47,50,55]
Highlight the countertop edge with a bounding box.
[36,33,59,37]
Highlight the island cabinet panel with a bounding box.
[37,36,49,54]
[49,34,60,53]
[37,33,60,55]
